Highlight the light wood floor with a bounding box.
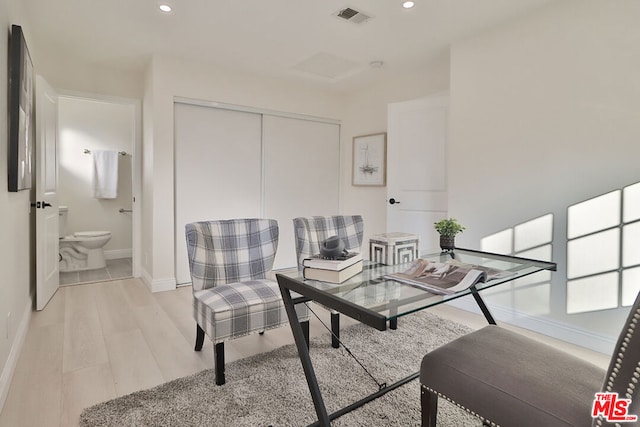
[0,278,610,427]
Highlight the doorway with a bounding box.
[56,93,141,286]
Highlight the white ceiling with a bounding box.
[21,0,555,93]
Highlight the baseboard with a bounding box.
[140,267,176,293]
[0,298,32,414]
[141,267,152,290]
[447,297,616,355]
[104,249,132,260]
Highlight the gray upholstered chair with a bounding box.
[420,290,640,427]
[293,215,364,348]
[186,218,309,386]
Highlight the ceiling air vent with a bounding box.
[333,7,371,24]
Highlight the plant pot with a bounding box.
[439,235,455,251]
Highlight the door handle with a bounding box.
[388,198,401,205]
[30,201,52,209]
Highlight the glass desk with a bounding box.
[275,248,557,426]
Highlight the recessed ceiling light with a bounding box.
[402,1,415,9]
[159,4,172,12]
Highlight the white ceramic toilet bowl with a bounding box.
[59,231,112,272]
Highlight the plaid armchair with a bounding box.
[186,218,309,385]
[293,215,364,348]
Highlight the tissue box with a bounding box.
[369,232,419,265]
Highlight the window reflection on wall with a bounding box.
[567,182,640,313]
[481,214,554,315]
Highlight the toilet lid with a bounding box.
[73,231,110,238]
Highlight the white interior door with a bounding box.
[387,93,449,255]
[35,75,59,310]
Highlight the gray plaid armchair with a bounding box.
[186,218,309,385]
[293,215,364,348]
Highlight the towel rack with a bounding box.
[84,149,127,156]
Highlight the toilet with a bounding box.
[59,206,112,272]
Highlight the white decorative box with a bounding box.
[369,232,419,265]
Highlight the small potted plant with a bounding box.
[434,218,465,251]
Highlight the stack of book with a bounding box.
[302,252,363,283]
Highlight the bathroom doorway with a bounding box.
[56,93,141,286]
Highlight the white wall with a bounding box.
[31,49,142,100]
[448,0,640,350]
[57,96,134,258]
[0,0,36,411]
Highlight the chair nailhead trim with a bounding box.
[422,384,499,427]
[596,308,640,427]
[605,307,640,413]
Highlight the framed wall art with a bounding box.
[8,24,34,192]
[352,132,386,186]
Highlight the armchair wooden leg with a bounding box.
[214,342,225,386]
[331,312,340,348]
[301,320,310,349]
[421,387,438,427]
[195,324,205,351]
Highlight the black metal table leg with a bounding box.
[330,312,340,348]
[389,298,399,330]
[307,372,420,427]
[279,283,331,427]
[447,252,497,325]
[389,318,398,329]
[470,286,496,325]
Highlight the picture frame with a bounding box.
[8,25,34,192]
[352,132,386,186]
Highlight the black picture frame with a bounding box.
[8,24,34,192]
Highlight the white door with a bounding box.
[35,75,59,310]
[387,93,449,255]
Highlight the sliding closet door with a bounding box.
[174,103,262,285]
[263,115,340,269]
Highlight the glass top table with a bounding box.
[275,248,557,426]
[277,247,557,331]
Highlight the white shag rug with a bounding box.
[80,311,481,426]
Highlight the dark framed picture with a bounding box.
[8,24,34,192]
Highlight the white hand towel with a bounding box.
[93,150,119,199]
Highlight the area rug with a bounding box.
[80,312,481,426]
